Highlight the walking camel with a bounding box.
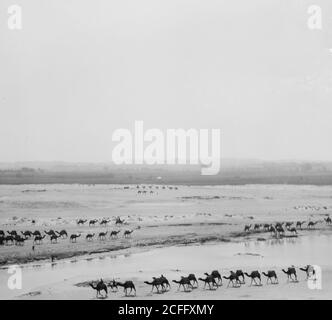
[299,265,315,279]
[186,274,198,287]
[223,273,241,288]
[100,219,110,227]
[245,271,262,286]
[98,232,108,241]
[124,230,134,238]
[89,279,108,298]
[262,270,278,284]
[116,281,136,296]
[198,275,218,290]
[307,221,318,229]
[296,221,306,229]
[244,224,251,232]
[89,219,98,227]
[282,267,298,282]
[324,217,332,225]
[50,234,60,243]
[172,277,193,292]
[70,234,81,242]
[34,235,46,244]
[204,270,222,286]
[110,230,121,238]
[77,219,87,226]
[86,233,95,241]
[231,270,245,284]
[144,278,165,293]
[56,230,68,238]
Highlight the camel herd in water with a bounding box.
[88,265,317,298]
[0,216,135,246]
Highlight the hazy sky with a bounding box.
[1,0,332,162]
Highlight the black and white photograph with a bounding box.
[1,0,332,303]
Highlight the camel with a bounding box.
[307,221,318,229]
[299,265,315,279]
[124,230,134,238]
[186,274,198,287]
[50,234,60,243]
[115,217,125,225]
[296,221,306,229]
[7,230,17,236]
[282,267,298,282]
[244,224,251,232]
[32,230,41,237]
[110,230,121,238]
[172,277,193,292]
[56,230,68,238]
[269,225,276,235]
[275,222,284,228]
[98,232,108,240]
[21,231,33,239]
[89,219,98,226]
[156,275,171,291]
[15,235,25,246]
[107,279,118,292]
[77,219,87,226]
[244,271,262,286]
[0,230,4,237]
[144,278,165,293]
[100,219,110,226]
[86,233,95,241]
[276,225,285,236]
[34,235,46,244]
[89,279,108,298]
[223,272,241,288]
[116,281,136,296]
[324,217,332,225]
[262,270,278,284]
[204,270,222,286]
[231,270,245,284]
[198,275,218,290]
[4,235,14,245]
[70,234,81,242]
[254,224,262,231]
[44,230,57,237]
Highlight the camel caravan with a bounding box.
[243,216,331,238]
[88,265,316,298]
[0,215,136,247]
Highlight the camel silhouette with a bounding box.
[231,270,245,284]
[285,222,293,228]
[100,219,110,226]
[50,234,60,243]
[223,273,241,288]
[287,227,298,235]
[89,219,98,226]
[32,230,41,237]
[263,224,271,231]
[198,275,218,290]
[204,270,222,286]
[98,232,108,240]
[299,265,315,279]
[15,235,25,246]
[144,278,165,293]
[186,274,198,287]
[117,281,136,296]
[282,267,298,282]
[245,271,262,286]
[124,230,134,238]
[34,235,46,244]
[56,230,68,238]
[296,221,306,229]
[324,217,331,225]
[110,230,121,238]
[254,224,262,231]
[21,231,33,239]
[172,277,193,292]
[244,224,251,232]
[70,234,81,242]
[156,275,170,290]
[307,221,318,229]
[44,230,56,237]
[107,279,118,291]
[7,230,17,236]
[89,279,108,298]
[86,233,95,241]
[115,217,125,225]
[262,270,278,284]
[77,219,87,226]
